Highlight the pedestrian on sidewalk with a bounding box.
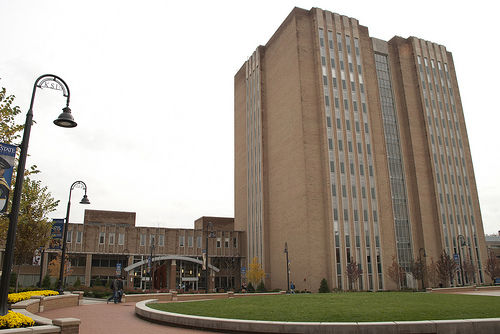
[107,276,120,304]
[117,276,124,302]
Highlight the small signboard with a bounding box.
[453,253,460,263]
[116,263,122,276]
[181,277,199,282]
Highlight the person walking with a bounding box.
[107,277,119,304]
[117,276,124,303]
[290,281,296,294]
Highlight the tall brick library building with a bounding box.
[235,7,488,291]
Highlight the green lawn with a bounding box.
[148,292,500,322]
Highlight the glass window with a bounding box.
[140,233,146,246]
[76,231,82,244]
[225,238,230,248]
[158,235,164,247]
[99,232,105,245]
[197,236,202,248]
[150,234,155,246]
[179,235,185,247]
[217,237,221,248]
[118,233,125,245]
[109,233,115,245]
[188,236,193,247]
[233,237,238,248]
[67,231,72,243]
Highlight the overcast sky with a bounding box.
[0,0,498,234]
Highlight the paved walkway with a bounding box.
[456,290,500,297]
[38,300,222,334]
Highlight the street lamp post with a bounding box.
[57,181,90,294]
[37,248,45,288]
[150,239,155,292]
[457,235,466,286]
[204,222,215,293]
[418,248,426,290]
[0,74,77,315]
[284,242,290,293]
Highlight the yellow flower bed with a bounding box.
[0,310,35,329]
[8,290,59,304]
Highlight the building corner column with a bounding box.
[84,254,92,287]
[169,260,176,290]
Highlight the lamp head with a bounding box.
[80,194,90,205]
[54,106,77,128]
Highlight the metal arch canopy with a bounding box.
[123,255,220,273]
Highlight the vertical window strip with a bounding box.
[374,53,414,279]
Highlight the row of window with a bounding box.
[417,48,483,282]
[318,26,383,290]
[178,236,238,249]
[245,54,264,264]
[97,232,127,246]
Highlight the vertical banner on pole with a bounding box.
[0,143,17,213]
[49,219,65,250]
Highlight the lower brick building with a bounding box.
[7,210,244,291]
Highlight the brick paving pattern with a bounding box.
[39,302,222,334]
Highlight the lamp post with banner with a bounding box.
[457,235,466,286]
[0,74,78,315]
[57,181,90,294]
[204,222,215,292]
[284,242,290,293]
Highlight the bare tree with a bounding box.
[345,257,362,291]
[485,249,500,284]
[386,256,405,290]
[409,258,426,289]
[462,258,476,285]
[426,258,439,288]
[436,251,458,287]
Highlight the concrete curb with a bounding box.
[135,299,500,333]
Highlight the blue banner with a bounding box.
[49,219,65,249]
[0,142,17,213]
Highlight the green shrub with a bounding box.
[9,272,17,288]
[247,282,255,292]
[73,277,81,288]
[42,275,52,289]
[256,281,266,292]
[319,278,330,293]
[81,286,112,299]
